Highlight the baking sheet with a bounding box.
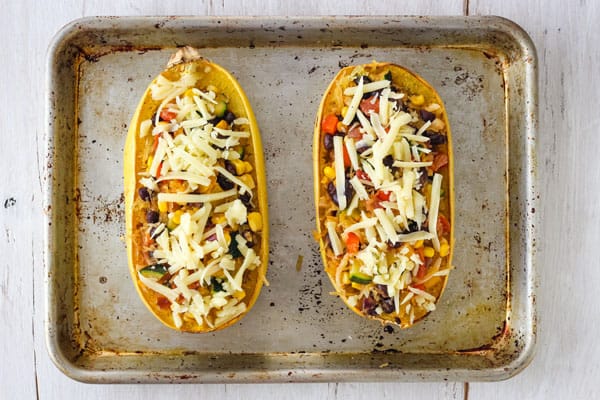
[45,16,537,382]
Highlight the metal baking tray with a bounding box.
[44,16,537,383]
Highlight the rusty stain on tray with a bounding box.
[45,16,537,383]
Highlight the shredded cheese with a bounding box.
[333,136,347,210]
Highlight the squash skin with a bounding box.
[313,62,454,328]
[124,48,269,332]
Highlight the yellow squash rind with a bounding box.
[313,62,454,328]
[124,47,269,332]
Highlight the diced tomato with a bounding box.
[431,153,449,172]
[376,190,391,201]
[343,144,351,168]
[347,123,362,139]
[156,161,164,178]
[321,114,339,134]
[356,169,371,182]
[411,283,426,291]
[160,108,177,121]
[365,196,383,211]
[359,95,380,115]
[156,296,170,309]
[416,263,427,280]
[436,214,451,236]
[346,232,360,254]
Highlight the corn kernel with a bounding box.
[215,120,229,130]
[158,201,168,213]
[233,290,246,300]
[212,214,227,225]
[171,209,184,225]
[351,282,363,290]
[146,155,154,170]
[336,121,347,133]
[323,166,336,180]
[414,240,424,249]
[167,219,178,231]
[341,106,348,118]
[248,212,263,232]
[439,243,450,257]
[239,174,255,189]
[423,246,435,258]
[231,159,246,175]
[242,161,253,173]
[184,88,195,98]
[223,230,231,244]
[410,94,424,106]
[342,271,350,285]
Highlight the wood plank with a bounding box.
[2,0,467,399]
[468,0,600,398]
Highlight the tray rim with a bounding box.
[44,14,538,383]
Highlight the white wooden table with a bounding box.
[1,0,597,398]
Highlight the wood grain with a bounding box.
[468,0,600,398]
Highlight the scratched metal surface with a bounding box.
[45,16,537,383]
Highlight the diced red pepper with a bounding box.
[321,114,339,134]
[356,169,371,182]
[376,190,391,201]
[343,144,351,168]
[411,283,426,291]
[346,232,360,254]
[159,108,177,122]
[156,161,164,178]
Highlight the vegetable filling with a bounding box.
[318,66,452,327]
[135,67,263,329]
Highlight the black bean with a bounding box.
[224,111,236,124]
[423,131,447,145]
[146,210,159,223]
[216,173,234,190]
[149,225,165,239]
[138,187,151,202]
[208,117,222,125]
[224,160,237,176]
[384,325,394,334]
[382,154,394,168]
[239,191,251,206]
[375,284,390,299]
[362,295,378,316]
[356,144,370,154]
[406,220,419,233]
[381,297,395,314]
[387,240,401,249]
[344,178,354,201]
[354,75,372,85]
[323,134,333,150]
[419,167,428,187]
[419,109,436,122]
[327,181,338,205]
